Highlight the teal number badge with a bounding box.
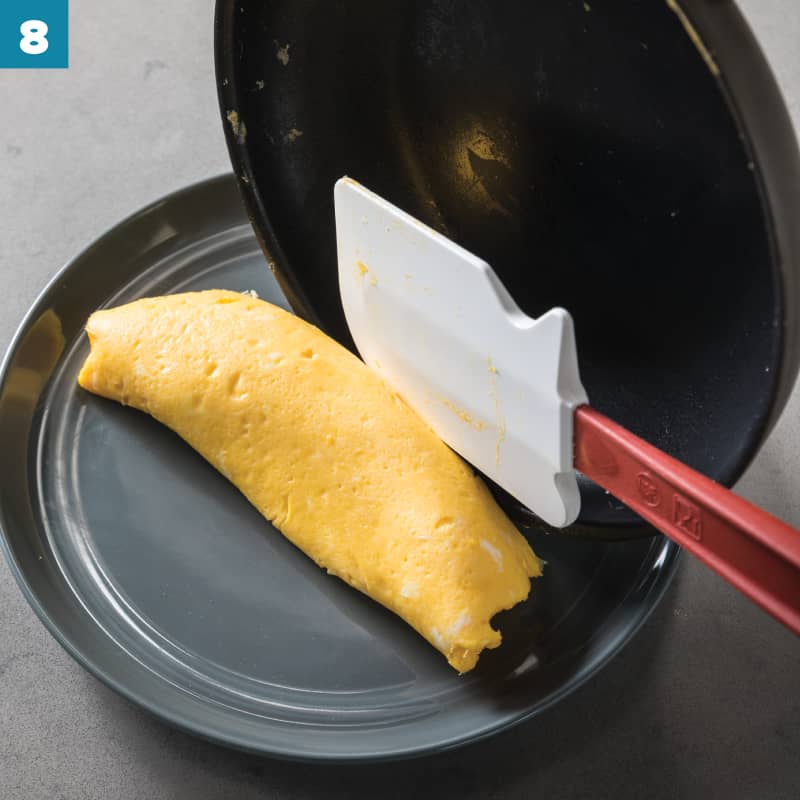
[0,1,67,68]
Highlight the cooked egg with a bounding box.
[77,290,542,672]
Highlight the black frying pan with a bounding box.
[215,0,800,539]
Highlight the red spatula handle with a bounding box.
[574,405,800,635]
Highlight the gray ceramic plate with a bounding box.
[0,175,679,761]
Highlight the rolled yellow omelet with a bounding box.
[78,290,541,672]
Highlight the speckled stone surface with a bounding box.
[1,1,798,797]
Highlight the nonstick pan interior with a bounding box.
[216,0,800,537]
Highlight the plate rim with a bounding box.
[0,174,682,762]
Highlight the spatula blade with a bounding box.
[334,177,588,527]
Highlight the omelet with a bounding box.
[77,290,541,672]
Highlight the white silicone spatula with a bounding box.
[333,177,800,636]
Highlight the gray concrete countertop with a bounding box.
[1,1,798,797]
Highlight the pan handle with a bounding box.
[574,405,800,636]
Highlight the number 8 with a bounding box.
[20,20,49,55]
